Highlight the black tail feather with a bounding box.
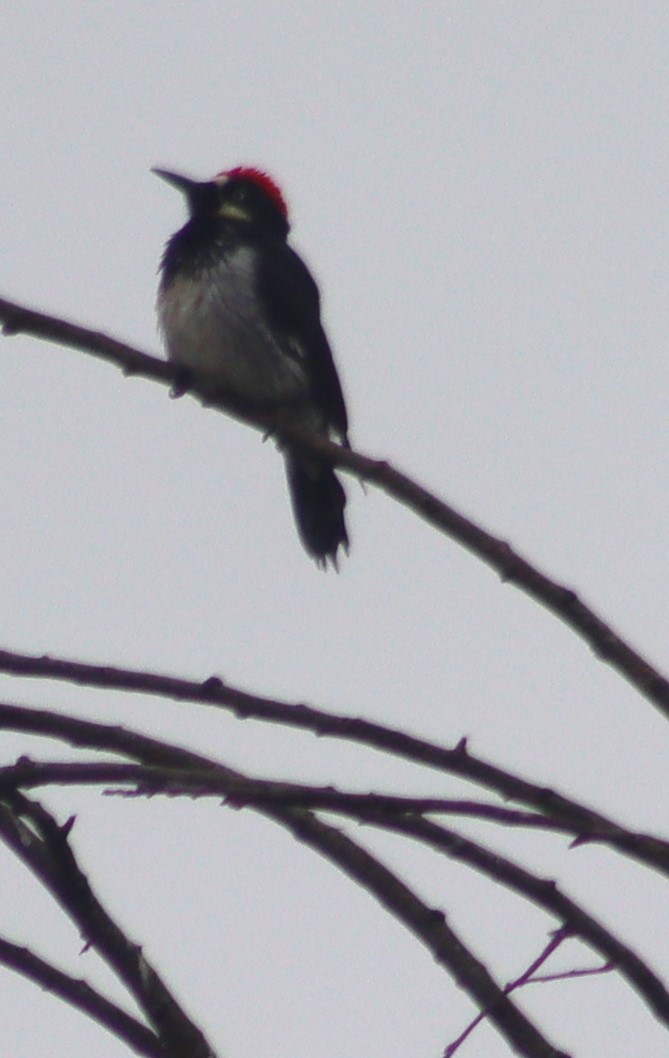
[286,454,349,568]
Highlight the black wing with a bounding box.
[255,236,349,439]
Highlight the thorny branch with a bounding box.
[2,293,669,723]
[444,927,614,1056]
[0,935,166,1058]
[1,720,669,1040]
[0,791,216,1058]
[0,702,572,1058]
[1,294,668,1055]
[1,648,668,879]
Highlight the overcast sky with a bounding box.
[2,4,669,1057]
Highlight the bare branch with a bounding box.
[0,758,566,828]
[0,935,165,1058]
[446,930,579,1055]
[0,702,569,1058]
[3,756,659,1037]
[0,792,217,1058]
[1,649,668,877]
[2,294,667,1054]
[256,803,571,1058]
[0,295,176,385]
[530,964,615,984]
[446,927,614,1054]
[358,813,669,1028]
[2,295,669,722]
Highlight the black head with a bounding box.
[153,165,290,239]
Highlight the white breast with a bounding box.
[158,246,308,405]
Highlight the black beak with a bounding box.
[153,167,215,218]
[152,167,201,195]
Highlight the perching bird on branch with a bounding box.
[154,165,349,568]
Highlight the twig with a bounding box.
[1,648,668,877]
[0,701,569,1058]
[0,935,165,1058]
[0,758,565,829]
[529,963,615,984]
[358,814,669,1027]
[445,929,574,1055]
[1,295,669,722]
[0,791,217,1058]
[2,755,658,1033]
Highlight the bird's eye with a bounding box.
[230,184,247,202]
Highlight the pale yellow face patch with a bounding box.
[216,200,253,222]
[212,173,254,222]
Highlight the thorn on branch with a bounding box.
[200,676,225,695]
[570,833,596,848]
[60,815,77,838]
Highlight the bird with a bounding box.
[154,164,350,568]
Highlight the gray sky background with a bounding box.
[2,4,669,1056]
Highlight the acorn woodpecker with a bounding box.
[154,165,349,568]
